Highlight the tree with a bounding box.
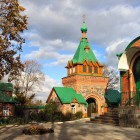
[103,65,119,89]
[0,0,27,81]
[33,99,44,106]
[13,60,45,105]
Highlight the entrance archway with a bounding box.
[86,98,98,117]
[134,57,140,105]
[134,57,140,91]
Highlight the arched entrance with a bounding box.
[86,98,98,117]
[134,57,140,91]
[134,57,140,105]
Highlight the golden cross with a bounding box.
[82,14,86,22]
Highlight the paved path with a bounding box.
[0,118,140,140]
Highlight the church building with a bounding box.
[117,36,140,106]
[47,20,108,117]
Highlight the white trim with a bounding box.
[118,52,129,71]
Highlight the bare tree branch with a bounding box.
[13,60,45,105]
[103,64,119,89]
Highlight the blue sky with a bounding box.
[18,0,140,102]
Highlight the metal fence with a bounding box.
[121,91,140,106]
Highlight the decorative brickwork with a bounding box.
[62,75,108,115]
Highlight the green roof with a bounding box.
[53,87,88,106]
[125,36,140,51]
[0,82,13,92]
[105,89,121,104]
[16,105,45,109]
[117,36,140,57]
[71,38,97,64]
[0,91,17,103]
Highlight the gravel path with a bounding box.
[0,118,140,140]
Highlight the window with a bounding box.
[88,66,92,73]
[70,68,72,74]
[3,106,9,116]
[71,105,76,114]
[94,66,98,73]
[83,65,86,72]
[73,67,76,73]
[84,46,90,53]
[85,48,89,53]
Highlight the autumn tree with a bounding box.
[0,0,27,81]
[13,60,45,105]
[103,65,119,89]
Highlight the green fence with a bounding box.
[136,91,140,106]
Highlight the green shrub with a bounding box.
[45,102,61,122]
[0,118,8,125]
[75,111,83,119]
[52,111,64,122]
[15,106,24,117]
[64,112,73,121]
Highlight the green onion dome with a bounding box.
[81,21,87,33]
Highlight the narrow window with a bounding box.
[88,66,92,73]
[70,68,72,74]
[94,66,98,73]
[73,67,75,73]
[83,65,86,72]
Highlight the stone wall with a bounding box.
[119,106,140,128]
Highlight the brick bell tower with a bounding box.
[62,18,108,115]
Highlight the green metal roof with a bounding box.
[0,82,13,92]
[71,38,97,64]
[0,91,17,103]
[105,89,121,104]
[125,36,140,51]
[16,105,45,109]
[117,36,140,57]
[53,87,88,106]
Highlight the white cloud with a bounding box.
[105,39,130,68]
[18,0,140,99]
[49,54,73,66]
[33,75,61,103]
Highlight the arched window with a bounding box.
[94,66,98,73]
[71,105,76,114]
[88,66,92,73]
[83,65,86,72]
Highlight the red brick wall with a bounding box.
[121,71,130,93]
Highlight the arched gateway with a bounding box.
[134,57,140,93]
[85,93,105,116]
